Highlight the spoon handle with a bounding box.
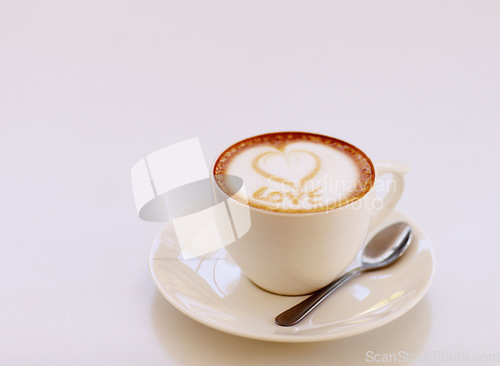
[275,268,361,326]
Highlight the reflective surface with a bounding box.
[149,210,435,342]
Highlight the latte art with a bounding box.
[252,149,321,189]
[214,132,375,213]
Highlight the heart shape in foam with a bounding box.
[252,149,321,188]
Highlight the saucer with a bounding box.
[149,210,435,342]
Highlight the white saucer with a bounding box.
[149,210,436,343]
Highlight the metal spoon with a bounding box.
[275,222,412,326]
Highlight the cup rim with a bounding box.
[211,131,376,216]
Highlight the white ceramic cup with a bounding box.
[212,142,408,296]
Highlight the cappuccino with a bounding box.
[214,132,375,213]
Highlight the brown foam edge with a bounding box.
[213,131,375,214]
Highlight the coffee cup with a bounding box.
[212,131,408,295]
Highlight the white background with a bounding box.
[1,1,499,365]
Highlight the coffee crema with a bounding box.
[213,132,375,213]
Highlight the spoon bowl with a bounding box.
[361,222,412,269]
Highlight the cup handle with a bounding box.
[369,160,410,230]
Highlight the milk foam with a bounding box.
[219,139,366,213]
